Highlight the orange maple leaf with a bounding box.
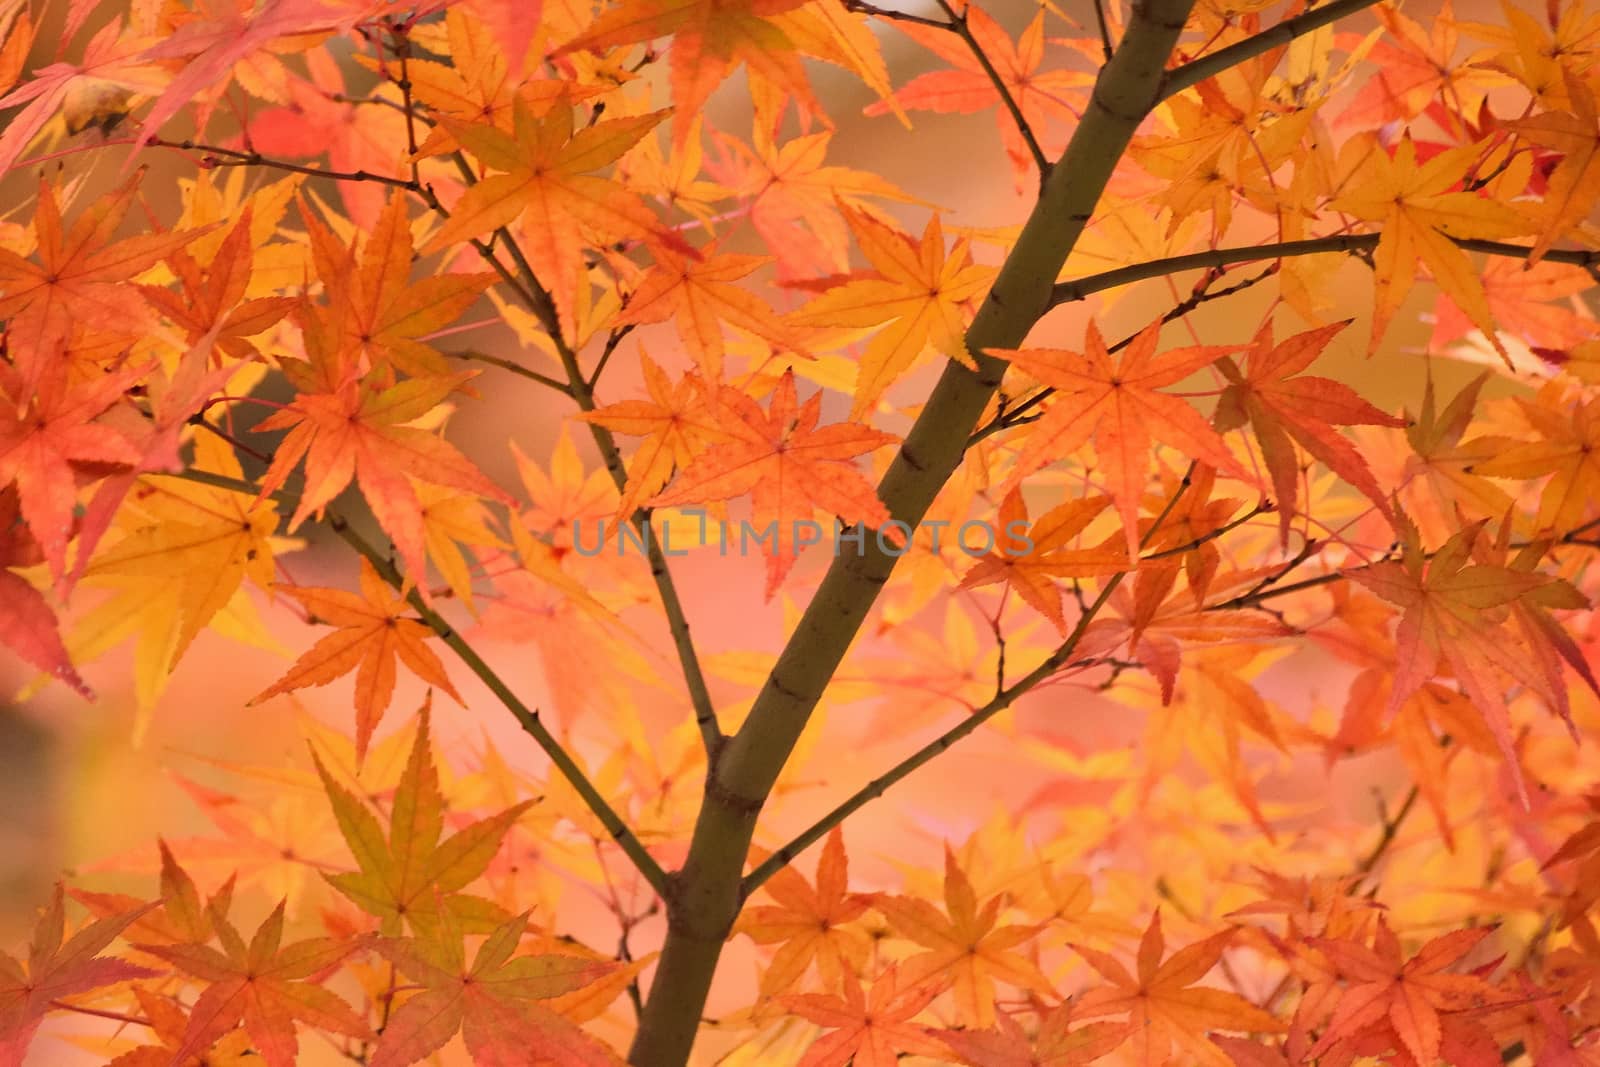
[1214,321,1404,545]
[0,360,143,580]
[789,207,994,419]
[137,900,371,1067]
[370,911,622,1067]
[1306,918,1499,1067]
[865,7,1091,181]
[1470,390,1600,534]
[1349,515,1584,804]
[421,98,682,339]
[737,828,871,997]
[706,125,923,280]
[1070,910,1286,1067]
[304,191,497,379]
[552,0,816,151]
[313,698,535,935]
[0,886,155,1067]
[871,846,1054,1028]
[1331,135,1527,358]
[936,1000,1131,1067]
[254,347,512,592]
[1512,70,1600,265]
[252,558,461,761]
[992,319,1247,562]
[614,244,809,381]
[135,205,295,364]
[0,176,205,391]
[575,354,717,520]
[959,489,1124,631]
[648,368,896,595]
[779,963,951,1067]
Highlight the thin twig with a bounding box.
[1090,0,1116,61]
[1161,0,1387,101]
[842,0,953,29]
[935,0,1052,180]
[971,263,1275,444]
[447,349,571,392]
[1049,234,1600,310]
[148,137,419,189]
[445,155,724,758]
[741,465,1199,894]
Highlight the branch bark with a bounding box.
[626,0,1200,1060]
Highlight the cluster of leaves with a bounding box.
[0,0,1597,1060]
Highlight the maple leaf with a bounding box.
[575,353,717,519]
[865,7,1091,181]
[80,430,280,701]
[252,558,461,761]
[401,9,543,144]
[871,845,1054,1028]
[102,985,256,1067]
[0,885,156,1067]
[136,899,371,1067]
[245,49,410,231]
[0,175,204,391]
[370,910,622,1067]
[1512,70,1600,265]
[788,207,995,418]
[0,358,144,580]
[1469,390,1600,534]
[135,205,294,364]
[648,368,896,595]
[936,1000,1131,1067]
[253,348,513,592]
[1306,918,1499,1067]
[1070,911,1285,1067]
[1337,0,1480,130]
[736,828,871,997]
[303,190,497,378]
[314,698,535,934]
[1214,321,1403,544]
[0,19,164,178]
[991,319,1247,562]
[1349,515,1585,804]
[0,486,90,696]
[129,0,370,153]
[959,490,1124,631]
[613,244,809,381]
[552,0,816,151]
[778,964,951,1067]
[1331,135,1527,357]
[421,98,682,339]
[1429,255,1600,355]
[1398,372,1515,541]
[706,125,924,280]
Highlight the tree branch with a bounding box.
[1049,233,1600,310]
[627,0,1200,1057]
[743,464,1204,894]
[443,154,724,759]
[1161,0,1386,102]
